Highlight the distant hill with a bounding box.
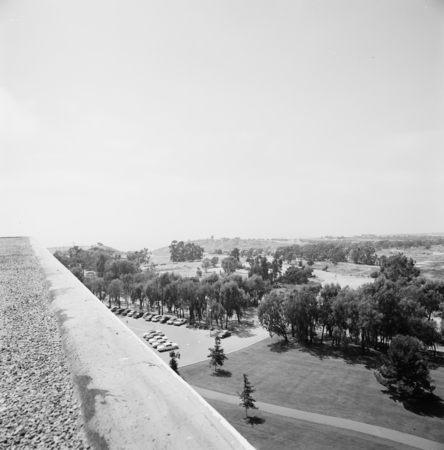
[47,244,122,255]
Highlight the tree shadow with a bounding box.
[382,390,444,418]
[267,338,382,370]
[218,319,257,338]
[267,340,298,353]
[245,415,265,427]
[211,369,232,378]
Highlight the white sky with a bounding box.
[1,0,443,251]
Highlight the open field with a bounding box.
[205,399,419,450]
[181,336,444,443]
[310,260,375,278]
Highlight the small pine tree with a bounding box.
[208,337,227,373]
[169,351,180,375]
[237,374,258,418]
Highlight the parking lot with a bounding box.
[117,312,270,367]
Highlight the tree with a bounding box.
[169,351,180,375]
[169,240,204,262]
[211,256,219,267]
[208,337,228,373]
[237,374,258,418]
[220,280,244,326]
[126,248,151,266]
[221,256,238,275]
[108,279,123,307]
[201,258,211,272]
[283,266,309,285]
[270,257,283,284]
[292,285,320,344]
[378,253,420,282]
[53,250,70,268]
[258,290,289,341]
[374,334,435,398]
[245,275,267,306]
[71,267,84,283]
[121,273,134,308]
[230,248,240,261]
[95,252,109,278]
[318,283,341,344]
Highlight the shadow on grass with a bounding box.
[211,369,232,378]
[267,339,382,370]
[383,390,444,418]
[245,415,265,427]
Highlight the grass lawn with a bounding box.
[182,336,444,443]
[207,399,419,450]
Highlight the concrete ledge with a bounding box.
[30,238,255,450]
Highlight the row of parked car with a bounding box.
[142,330,179,353]
[109,306,187,326]
[184,323,231,338]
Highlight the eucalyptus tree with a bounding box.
[318,283,341,344]
[258,289,289,341]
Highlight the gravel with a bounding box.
[0,238,89,450]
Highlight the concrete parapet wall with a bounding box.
[30,238,255,450]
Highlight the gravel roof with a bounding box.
[0,237,88,449]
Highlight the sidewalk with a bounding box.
[192,386,444,450]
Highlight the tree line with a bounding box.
[274,242,377,265]
[258,253,444,355]
[273,237,444,267]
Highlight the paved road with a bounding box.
[193,386,444,450]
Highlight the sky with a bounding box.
[1,0,443,252]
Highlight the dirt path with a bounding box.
[192,386,444,450]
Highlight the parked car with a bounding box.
[142,312,151,319]
[219,330,231,339]
[173,318,187,326]
[160,315,171,324]
[143,332,162,340]
[121,309,131,316]
[167,318,177,325]
[151,315,162,322]
[111,306,118,312]
[127,311,135,317]
[133,312,143,319]
[148,335,167,344]
[158,343,179,352]
[151,338,169,348]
